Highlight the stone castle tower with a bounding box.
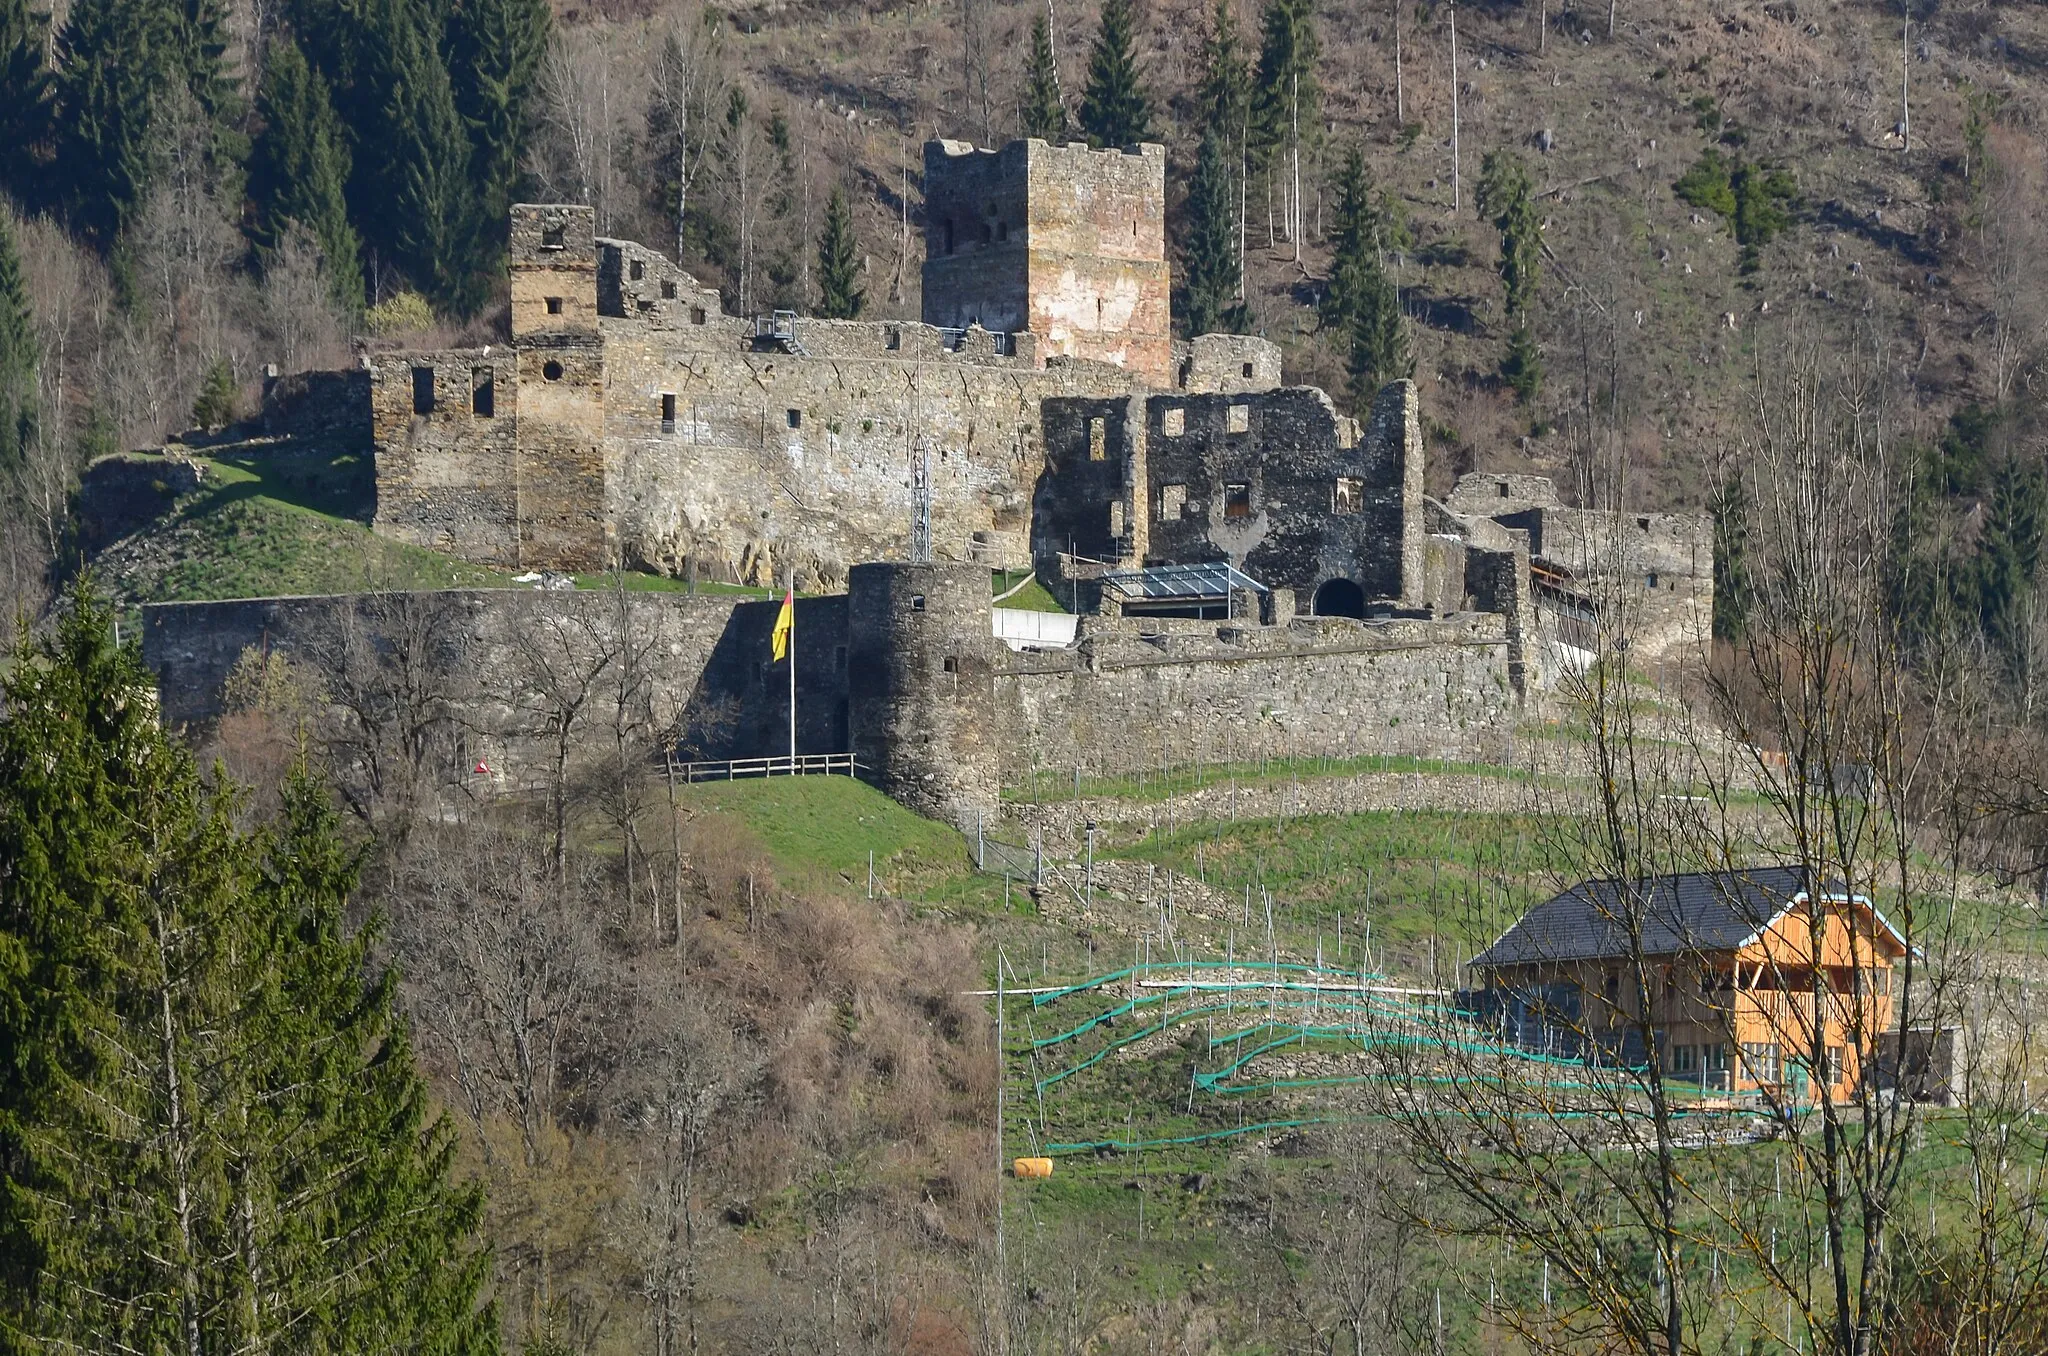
[921,139,1173,387]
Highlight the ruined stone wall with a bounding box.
[919,139,1034,338]
[993,612,1518,778]
[368,349,522,564]
[1035,380,1423,611]
[261,367,371,444]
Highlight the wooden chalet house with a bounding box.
[1468,867,1909,1104]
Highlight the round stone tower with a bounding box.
[848,562,1001,831]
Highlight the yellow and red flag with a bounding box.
[771,590,794,661]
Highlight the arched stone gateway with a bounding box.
[1312,578,1365,618]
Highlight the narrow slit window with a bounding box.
[661,279,677,299]
[1333,476,1363,515]
[470,367,494,417]
[1159,483,1187,520]
[1241,362,1254,378]
[1224,483,1252,517]
[630,258,645,281]
[660,393,677,430]
[944,220,955,255]
[1109,500,1125,537]
[411,366,435,415]
[786,408,802,430]
[1088,417,1106,461]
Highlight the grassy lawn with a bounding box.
[672,773,981,896]
[1007,751,1531,804]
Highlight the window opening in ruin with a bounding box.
[545,296,563,315]
[630,258,644,281]
[1096,298,1104,328]
[1177,360,1192,389]
[911,595,926,612]
[1160,483,1187,520]
[943,656,958,673]
[541,224,565,250]
[886,327,901,350]
[690,306,706,325]
[637,300,655,312]
[786,408,802,429]
[662,279,676,299]
[997,221,1008,241]
[1638,516,1652,529]
[1109,501,1124,537]
[1161,408,1185,437]
[1333,476,1364,515]
[944,220,955,254]
[1224,482,1252,517]
[661,393,677,431]
[411,366,435,415]
[1498,480,1511,497]
[1227,404,1249,433]
[542,360,564,382]
[1242,362,1254,378]
[1088,417,1106,460]
[471,368,494,417]
[1312,578,1365,617]
[1646,572,1660,590]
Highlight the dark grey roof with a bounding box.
[1100,560,1266,600]
[1473,867,1826,968]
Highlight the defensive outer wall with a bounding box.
[143,566,1519,830]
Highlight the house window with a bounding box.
[1161,407,1185,437]
[1824,1046,1846,1085]
[1224,483,1252,518]
[1160,483,1187,520]
[471,367,494,417]
[411,366,435,415]
[910,594,926,612]
[1227,404,1250,433]
[1742,1042,1782,1084]
[546,296,564,315]
[542,360,564,382]
[541,224,565,250]
[786,408,802,430]
[660,393,677,431]
[690,306,707,325]
[1334,476,1364,515]
[1672,1044,1698,1075]
[661,279,677,299]
[1088,417,1106,461]
[630,258,645,281]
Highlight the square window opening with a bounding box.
[411,366,435,415]
[1160,483,1187,520]
[470,367,494,417]
[1224,483,1252,518]
[1227,404,1250,433]
[942,656,958,673]
[786,408,802,430]
[690,306,707,325]
[1498,480,1511,497]
[636,299,655,312]
[1241,361,1254,378]
[630,258,644,281]
[910,595,926,612]
[1088,416,1106,461]
[661,279,677,299]
[1638,516,1652,530]
[1161,407,1185,437]
[545,296,563,315]
[541,224,565,250]
[1334,476,1364,515]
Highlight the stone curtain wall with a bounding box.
[992,613,1517,785]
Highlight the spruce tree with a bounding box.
[1196,0,1250,138]
[375,0,484,314]
[250,39,362,307]
[1020,11,1066,143]
[445,0,552,240]
[1346,265,1406,408]
[0,585,498,1354]
[169,0,248,180]
[1324,145,1406,404]
[192,355,237,428]
[1977,454,2047,667]
[1077,0,1152,149]
[815,185,864,320]
[1249,0,1317,158]
[51,0,177,247]
[0,210,34,474]
[1322,145,1374,335]
[0,0,51,207]
[1178,126,1249,337]
[1478,148,1542,403]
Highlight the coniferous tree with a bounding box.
[0,586,498,1354]
[169,0,247,179]
[375,0,484,314]
[1077,0,1152,149]
[1478,148,1542,403]
[1178,126,1249,337]
[250,39,362,307]
[814,185,864,320]
[192,355,237,428]
[445,0,552,239]
[1325,146,1406,404]
[1196,0,1250,138]
[0,211,33,474]
[1977,454,2047,668]
[1020,11,1066,143]
[1248,0,1316,251]
[0,0,51,207]
[1322,145,1374,335]
[1346,261,1406,406]
[50,0,178,247]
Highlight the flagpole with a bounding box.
[787,594,796,766]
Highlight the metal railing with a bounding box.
[669,752,860,783]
